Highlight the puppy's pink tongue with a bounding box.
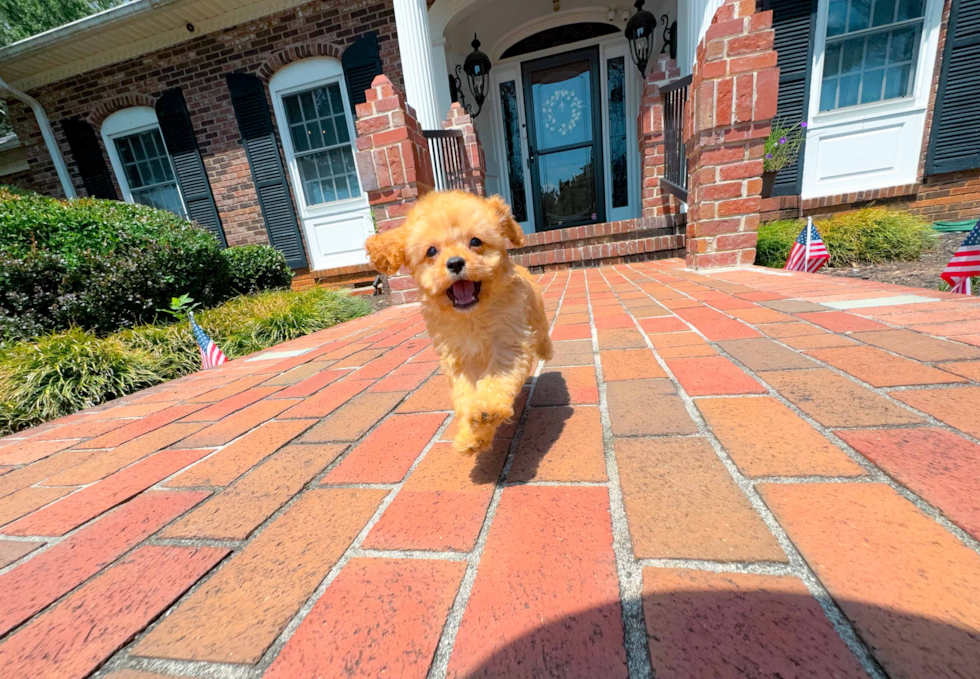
[452,280,475,305]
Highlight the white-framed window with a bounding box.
[818,0,926,112]
[269,58,362,214]
[101,107,186,217]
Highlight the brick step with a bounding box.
[508,214,686,272]
[291,264,380,296]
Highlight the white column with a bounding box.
[431,38,453,118]
[393,0,442,130]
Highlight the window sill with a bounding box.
[811,95,924,127]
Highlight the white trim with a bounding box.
[488,8,623,62]
[100,106,186,214]
[0,158,28,176]
[268,57,373,270]
[0,76,75,198]
[800,0,943,198]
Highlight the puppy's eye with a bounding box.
[426,246,438,258]
[470,237,482,248]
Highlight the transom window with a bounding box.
[282,83,361,206]
[113,129,186,217]
[820,0,925,111]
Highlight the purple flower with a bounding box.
[800,121,808,128]
[779,137,787,144]
[765,153,772,159]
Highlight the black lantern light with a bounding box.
[625,0,658,78]
[660,15,677,61]
[453,34,492,118]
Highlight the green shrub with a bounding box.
[223,244,292,295]
[755,207,937,268]
[0,287,372,434]
[755,219,802,268]
[0,187,228,341]
[0,328,163,434]
[198,287,373,358]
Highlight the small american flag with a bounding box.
[785,217,830,273]
[189,312,227,369]
[941,219,980,296]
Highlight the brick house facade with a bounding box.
[4,0,400,262]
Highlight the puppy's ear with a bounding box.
[486,195,525,247]
[365,226,407,275]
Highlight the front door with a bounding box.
[522,47,605,230]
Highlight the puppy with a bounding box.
[365,191,554,454]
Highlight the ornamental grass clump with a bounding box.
[0,287,373,435]
[755,207,937,268]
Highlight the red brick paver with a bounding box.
[2,260,980,678]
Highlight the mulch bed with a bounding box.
[821,232,973,293]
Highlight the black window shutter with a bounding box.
[155,88,227,247]
[60,118,118,200]
[342,32,384,107]
[226,72,308,269]
[927,0,980,175]
[764,0,817,196]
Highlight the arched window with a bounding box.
[269,57,362,209]
[101,107,186,217]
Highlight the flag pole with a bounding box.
[804,216,812,271]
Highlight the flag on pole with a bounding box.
[941,218,980,296]
[784,216,830,273]
[189,312,227,369]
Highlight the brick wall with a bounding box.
[4,0,400,250]
[683,0,778,269]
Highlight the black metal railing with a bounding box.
[423,129,467,191]
[660,74,691,204]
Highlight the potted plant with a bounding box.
[762,118,807,198]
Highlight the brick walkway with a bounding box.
[2,259,980,678]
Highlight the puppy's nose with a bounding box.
[446,257,465,274]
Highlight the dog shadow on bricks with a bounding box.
[470,371,572,484]
[457,590,979,677]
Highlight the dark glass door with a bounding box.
[522,47,605,230]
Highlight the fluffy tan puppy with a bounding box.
[366,191,553,454]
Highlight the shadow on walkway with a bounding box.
[458,587,980,678]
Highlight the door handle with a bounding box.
[527,144,535,164]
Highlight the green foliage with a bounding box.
[222,244,292,295]
[755,207,938,268]
[0,287,373,434]
[0,0,124,46]
[0,328,162,434]
[763,118,807,173]
[0,186,228,341]
[157,294,200,324]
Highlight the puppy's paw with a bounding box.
[467,398,514,429]
[452,426,491,455]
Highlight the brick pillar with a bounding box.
[683,0,778,270]
[442,102,487,195]
[639,54,682,217]
[354,74,435,304]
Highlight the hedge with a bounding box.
[0,187,294,343]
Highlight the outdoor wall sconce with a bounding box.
[453,34,492,118]
[625,0,657,78]
[661,15,677,61]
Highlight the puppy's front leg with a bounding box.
[453,358,531,455]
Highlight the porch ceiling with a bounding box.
[0,0,312,92]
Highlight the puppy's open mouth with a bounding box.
[446,280,481,309]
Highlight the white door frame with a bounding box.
[269,57,374,271]
[486,32,642,233]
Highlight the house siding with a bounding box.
[760,0,980,224]
[3,0,400,250]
